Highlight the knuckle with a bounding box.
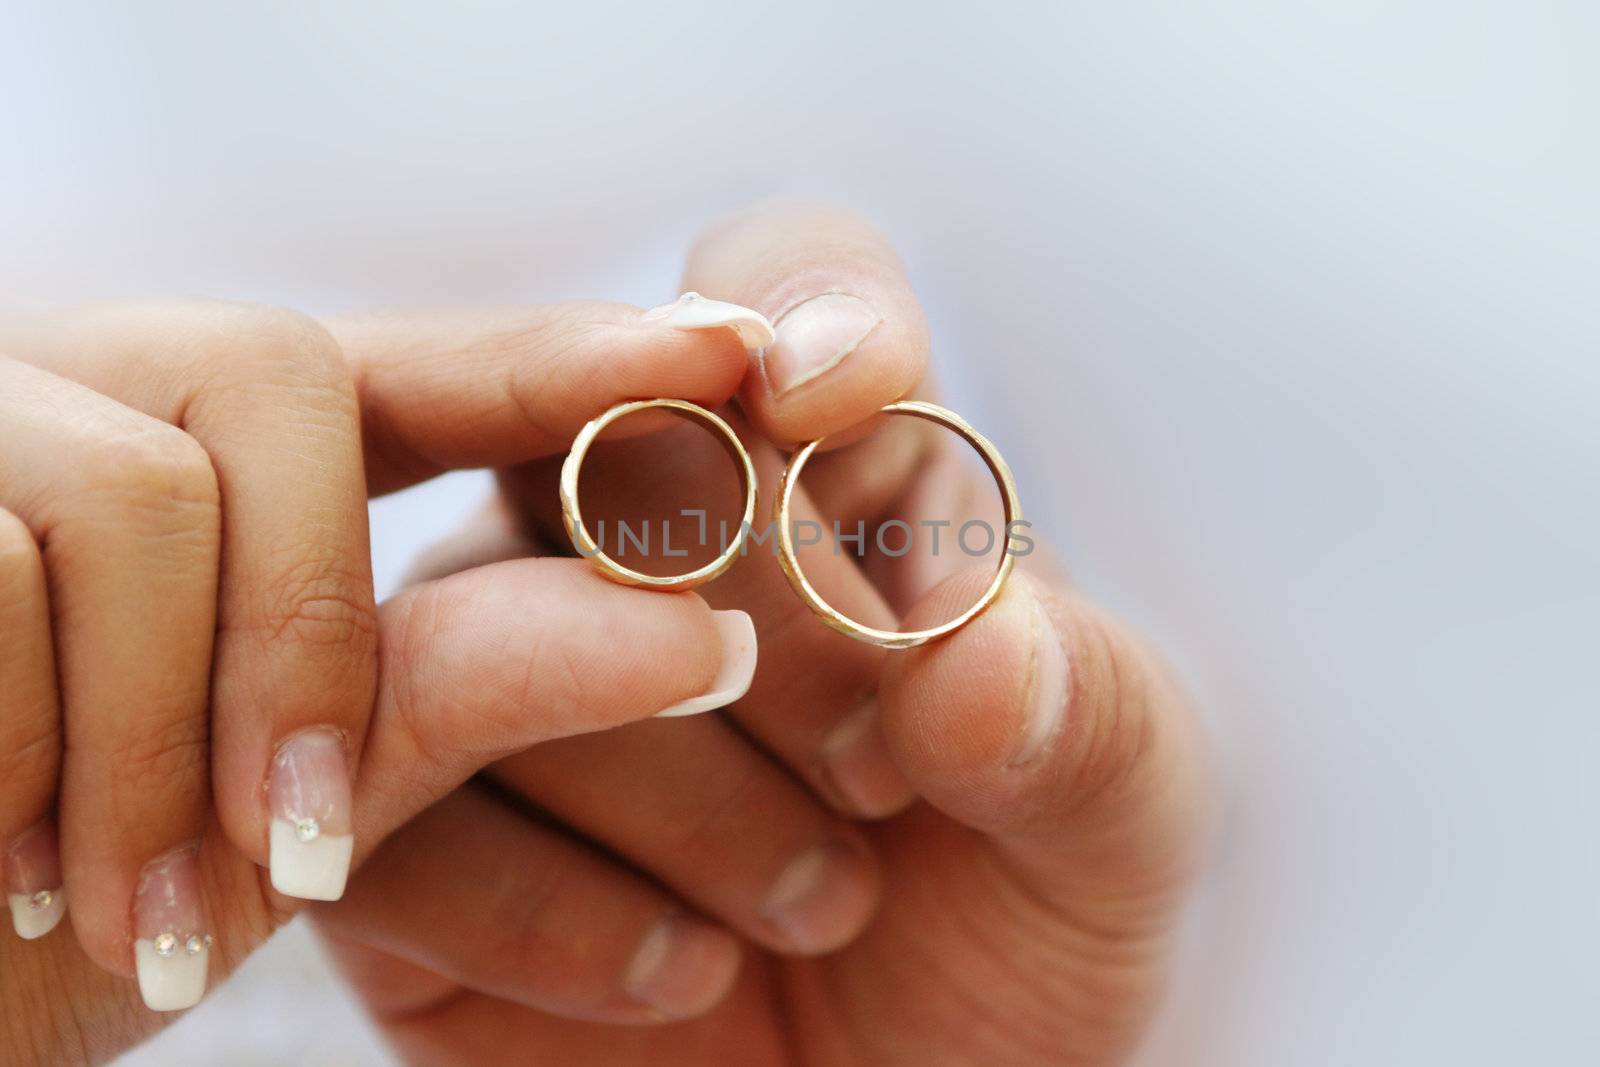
[81,423,221,516]
[185,300,354,403]
[389,581,477,760]
[247,551,378,651]
[0,713,60,807]
[102,712,208,803]
[0,509,40,578]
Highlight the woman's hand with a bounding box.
[317,204,1217,1065]
[0,298,762,1063]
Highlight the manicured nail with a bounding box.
[268,728,354,902]
[1010,591,1069,767]
[818,702,915,818]
[640,292,774,352]
[133,847,210,1012]
[623,911,742,1019]
[760,840,878,953]
[5,819,65,940]
[656,609,758,718]
[763,292,882,397]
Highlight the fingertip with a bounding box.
[745,292,927,446]
[758,834,882,956]
[654,608,757,718]
[6,819,66,941]
[879,571,1059,817]
[682,201,930,445]
[638,291,774,353]
[623,320,751,412]
[816,702,918,819]
[623,912,743,1020]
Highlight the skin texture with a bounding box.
[315,204,1216,1066]
[0,203,1212,1065]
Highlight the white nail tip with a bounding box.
[269,818,354,901]
[7,888,65,940]
[642,292,775,351]
[135,937,209,1012]
[656,609,758,717]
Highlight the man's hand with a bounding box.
[318,203,1216,1065]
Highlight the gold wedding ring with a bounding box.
[561,399,757,591]
[775,400,1023,649]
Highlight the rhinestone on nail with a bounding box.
[185,935,205,956]
[295,817,321,843]
[27,889,53,911]
[154,932,178,958]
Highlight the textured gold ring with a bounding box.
[561,399,757,591]
[775,400,1022,649]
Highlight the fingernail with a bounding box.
[640,292,774,353]
[818,702,915,818]
[760,840,878,953]
[623,911,741,1019]
[5,819,65,940]
[268,728,354,902]
[656,609,759,718]
[1010,591,1069,767]
[763,292,882,397]
[133,847,210,1012]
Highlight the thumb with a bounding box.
[879,568,1214,921]
[344,558,758,868]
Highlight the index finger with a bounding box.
[682,201,931,446]
[330,301,756,495]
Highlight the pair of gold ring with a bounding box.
[558,399,1021,649]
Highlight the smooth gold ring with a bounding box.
[775,400,1023,649]
[561,399,757,592]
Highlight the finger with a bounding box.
[389,487,885,954]
[316,787,742,1024]
[879,568,1215,922]
[502,419,917,820]
[7,301,380,906]
[348,558,757,856]
[323,942,782,1067]
[326,301,758,494]
[682,201,930,445]
[0,359,220,1008]
[491,712,882,957]
[0,507,64,940]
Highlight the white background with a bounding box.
[3,2,1597,1063]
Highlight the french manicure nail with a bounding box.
[640,292,774,352]
[5,819,65,940]
[133,847,210,1012]
[656,609,758,718]
[268,728,354,901]
[818,701,914,817]
[764,292,882,397]
[760,840,877,952]
[1010,592,1069,767]
[623,912,741,1019]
